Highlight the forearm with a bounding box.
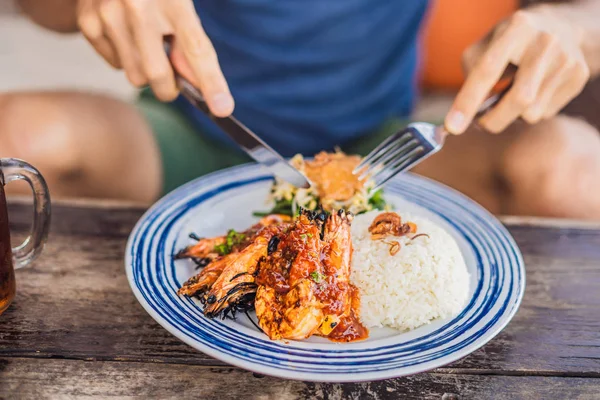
[531,0,600,78]
[17,0,78,33]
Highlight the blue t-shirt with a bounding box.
[175,0,429,157]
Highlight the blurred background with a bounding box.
[0,0,453,123]
[3,0,600,213]
[0,1,133,101]
[4,0,599,127]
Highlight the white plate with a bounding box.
[125,163,525,382]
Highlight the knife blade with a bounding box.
[164,42,311,188]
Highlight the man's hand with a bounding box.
[446,6,590,134]
[76,0,233,116]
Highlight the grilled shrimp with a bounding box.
[203,227,278,319]
[175,237,225,260]
[255,279,323,340]
[177,253,237,297]
[321,209,353,280]
[317,209,367,341]
[175,214,291,260]
[255,211,327,340]
[177,207,366,342]
[258,214,293,225]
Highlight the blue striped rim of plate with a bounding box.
[125,163,525,382]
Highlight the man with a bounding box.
[5,0,600,218]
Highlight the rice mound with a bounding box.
[351,210,470,330]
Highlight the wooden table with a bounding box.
[1,201,599,399]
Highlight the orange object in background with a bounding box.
[420,0,518,90]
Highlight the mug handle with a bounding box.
[0,158,51,269]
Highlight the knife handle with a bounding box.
[163,37,212,115]
[162,37,277,151]
[474,63,517,120]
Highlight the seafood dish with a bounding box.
[175,151,470,343]
[176,209,367,342]
[126,154,523,380]
[254,151,388,217]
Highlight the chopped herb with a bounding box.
[300,234,307,240]
[368,189,387,211]
[310,271,326,283]
[254,181,389,218]
[253,197,295,217]
[227,229,245,244]
[214,230,246,255]
[214,243,229,256]
[293,205,303,217]
[307,233,313,238]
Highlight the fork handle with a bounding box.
[474,64,517,119]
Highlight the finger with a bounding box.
[167,2,234,117]
[77,0,121,68]
[124,0,178,101]
[99,0,146,87]
[543,60,590,118]
[91,36,122,69]
[462,38,487,74]
[446,12,535,134]
[522,54,572,124]
[169,43,198,86]
[479,33,561,133]
[462,18,510,73]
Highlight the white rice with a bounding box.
[351,211,470,331]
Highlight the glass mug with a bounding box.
[0,159,51,315]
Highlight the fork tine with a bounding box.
[353,130,414,174]
[369,155,411,188]
[364,135,416,170]
[365,138,418,174]
[361,131,414,166]
[378,140,443,187]
[371,149,422,190]
[371,146,425,189]
[357,139,419,181]
[355,132,401,168]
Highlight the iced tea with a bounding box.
[0,158,51,316]
[0,182,15,314]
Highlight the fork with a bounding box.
[354,80,514,190]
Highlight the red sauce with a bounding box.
[328,314,369,342]
[315,280,368,342]
[254,213,369,342]
[256,269,290,294]
[286,227,322,285]
[314,279,349,315]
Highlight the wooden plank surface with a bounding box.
[1,202,600,398]
[1,358,599,400]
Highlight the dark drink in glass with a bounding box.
[0,181,15,314]
[0,159,51,315]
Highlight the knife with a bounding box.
[164,41,311,189]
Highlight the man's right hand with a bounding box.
[76,0,234,116]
